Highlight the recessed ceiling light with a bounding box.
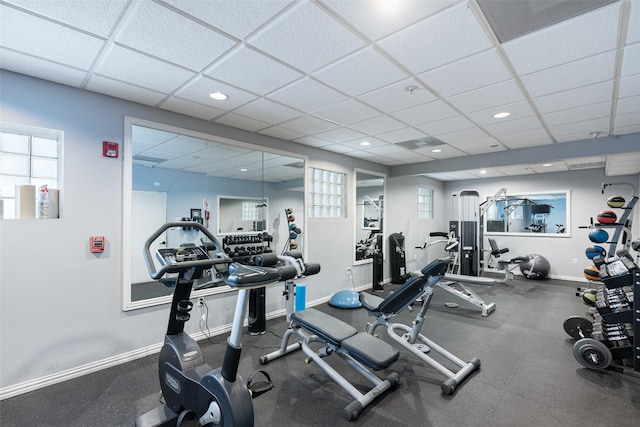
[240,168,248,172]
[542,163,552,167]
[432,148,443,153]
[493,112,511,119]
[360,141,371,146]
[479,170,487,174]
[209,91,228,101]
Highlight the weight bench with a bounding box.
[360,258,481,395]
[438,273,497,317]
[258,253,400,422]
[486,238,528,281]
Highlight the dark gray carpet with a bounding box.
[2,275,639,426]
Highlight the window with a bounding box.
[0,124,62,219]
[308,167,345,218]
[418,187,434,219]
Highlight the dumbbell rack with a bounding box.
[588,256,639,376]
[222,233,273,265]
[567,191,639,376]
[284,208,300,252]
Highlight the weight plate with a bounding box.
[563,316,593,339]
[572,338,612,370]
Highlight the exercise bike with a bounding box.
[136,221,296,427]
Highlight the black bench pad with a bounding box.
[291,308,357,346]
[290,308,399,370]
[342,333,399,371]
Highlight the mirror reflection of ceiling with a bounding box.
[3,0,639,180]
[132,126,304,183]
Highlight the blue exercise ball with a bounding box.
[585,245,606,259]
[588,229,609,243]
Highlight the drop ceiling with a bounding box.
[0,0,638,181]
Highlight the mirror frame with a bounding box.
[353,168,386,266]
[122,117,307,310]
[483,189,571,237]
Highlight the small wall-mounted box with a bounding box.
[90,236,105,253]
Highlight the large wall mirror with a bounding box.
[354,169,385,264]
[484,190,570,236]
[123,118,306,310]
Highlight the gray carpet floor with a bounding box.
[2,274,639,426]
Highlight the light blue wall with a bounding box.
[0,70,393,396]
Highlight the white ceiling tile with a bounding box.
[258,126,306,141]
[205,46,303,95]
[378,2,493,74]
[619,73,640,98]
[86,75,166,106]
[323,144,359,154]
[248,1,365,73]
[465,100,536,126]
[454,140,506,155]
[617,95,640,114]
[347,115,406,135]
[340,136,389,150]
[321,0,459,41]
[520,50,617,98]
[415,115,475,135]
[267,77,349,112]
[391,100,459,126]
[280,115,338,135]
[418,49,512,97]
[95,45,196,93]
[542,101,612,127]
[615,111,640,128]
[313,47,408,97]
[0,5,105,69]
[448,80,526,114]
[413,145,466,159]
[484,115,544,136]
[214,112,271,132]
[312,99,380,126]
[0,48,87,87]
[469,169,506,179]
[499,135,552,150]
[160,0,293,39]
[626,0,640,44]
[159,97,226,121]
[293,136,334,148]
[173,75,258,110]
[620,42,640,76]
[434,127,488,143]
[312,128,367,144]
[233,98,301,124]
[614,123,640,135]
[376,127,428,144]
[364,144,413,157]
[503,1,622,75]
[117,1,237,71]
[357,78,438,113]
[550,116,611,137]
[5,0,127,37]
[534,80,613,114]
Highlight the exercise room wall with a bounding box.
[443,169,640,280]
[0,70,387,397]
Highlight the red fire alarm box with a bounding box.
[90,236,105,253]
[102,141,119,158]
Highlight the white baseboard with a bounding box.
[0,301,332,401]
